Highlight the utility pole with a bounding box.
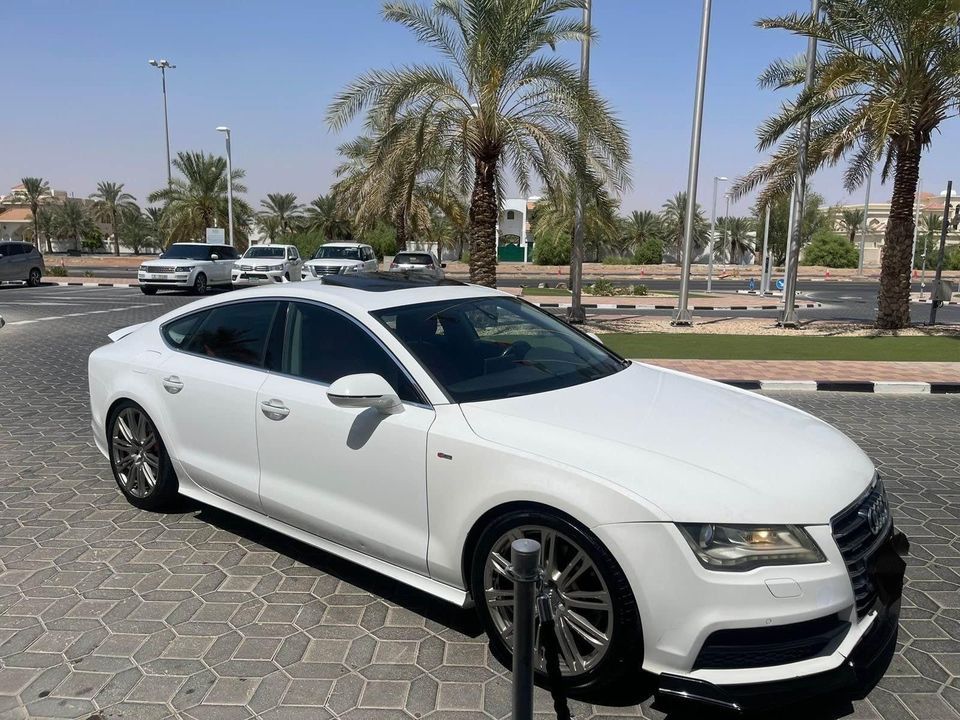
[148,59,176,189]
[673,0,713,326]
[217,127,234,247]
[567,0,591,325]
[707,176,727,292]
[779,0,818,328]
[760,204,772,295]
[929,181,952,325]
[857,171,872,274]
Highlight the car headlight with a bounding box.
[139,265,148,272]
[677,524,825,571]
[174,266,194,272]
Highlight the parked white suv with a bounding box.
[89,274,907,712]
[232,244,302,287]
[139,243,239,295]
[389,251,446,279]
[302,242,378,279]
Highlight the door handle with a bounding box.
[162,375,184,394]
[260,399,290,421]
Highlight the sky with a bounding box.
[5,1,960,217]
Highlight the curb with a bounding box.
[718,379,960,394]
[530,301,821,311]
[912,298,960,305]
[49,280,137,288]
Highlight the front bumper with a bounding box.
[232,269,286,286]
[139,271,192,287]
[654,531,908,713]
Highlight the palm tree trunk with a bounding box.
[469,157,498,287]
[876,142,921,329]
[112,209,120,255]
[395,211,408,252]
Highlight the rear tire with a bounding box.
[470,508,641,692]
[191,273,207,295]
[107,401,178,511]
[140,286,158,295]
[27,268,42,287]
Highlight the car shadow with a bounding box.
[170,494,483,638]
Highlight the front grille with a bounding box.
[312,265,343,276]
[147,266,176,273]
[694,614,850,669]
[831,478,893,618]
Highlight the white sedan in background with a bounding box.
[232,244,303,287]
[88,273,906,712]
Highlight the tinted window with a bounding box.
[184,301,281,367]
[162,311,210,349]
[284,302,421,403]
[2,244,23,256]
[163,244,211,260]
[396,253,433,265]
[373,297,626,403]
[315,246,361,260]
[244,246,284,259]
[220,246,239,259]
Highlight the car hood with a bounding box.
[141,258,200,267]
[459,362,874,524]
[239,260,285,267]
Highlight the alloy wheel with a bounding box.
[28,269,41,287]
[111,407,160,498]
[194,274,207,295]
[483,525,614,676]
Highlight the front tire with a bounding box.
[107,401,178,510]
[27,268,42,287]
[470,509,641,692]
[140,286,158,295]
[191,272,207,295]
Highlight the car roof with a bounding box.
[163,274,506,316]
[321,242,368,248]
[245,244,294,250]
[169,242,211,247]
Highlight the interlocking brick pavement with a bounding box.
[0,287,959,719]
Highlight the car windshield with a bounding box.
[396,253,432,265]
[373,297,627,403]
[163,245,210,260]
[315,246,360,260]
[244,246,285,259]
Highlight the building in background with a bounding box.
[497,197,539,262]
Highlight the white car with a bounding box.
[139,243,239,295]
[88,274,906,711]
[302,242,378,279]
[232,244,303,287]
[389,251,446,279]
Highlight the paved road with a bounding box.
[0,285,959,719]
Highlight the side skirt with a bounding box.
[176,483,470,608]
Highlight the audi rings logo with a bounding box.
[860,493,890,535]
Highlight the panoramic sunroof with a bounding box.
[320,272,466,292]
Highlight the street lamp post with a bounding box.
[706,176,727,293]
[216,127,234,247]
[760,204,772,295]
[930,183,953,325]
[148,59,175,189]
[673,0,713,326]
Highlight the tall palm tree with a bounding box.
[53,199,99,254]
[120,207,161,254]
[717,216,755,265]
[90,181,138,255]
[840,209,864,244]
[147,151,251,247]
[732,0,960,328]
[20,177,50,252]
[327,0,630,287]
[660,192,709,265]
[302,195,354,241]
[259,193,303,236]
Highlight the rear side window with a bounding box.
[283,302,421,403]
[162,311,209,349]
[183,301,281,368]
[3,244,23,256]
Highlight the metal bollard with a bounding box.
[510,538,541,720]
